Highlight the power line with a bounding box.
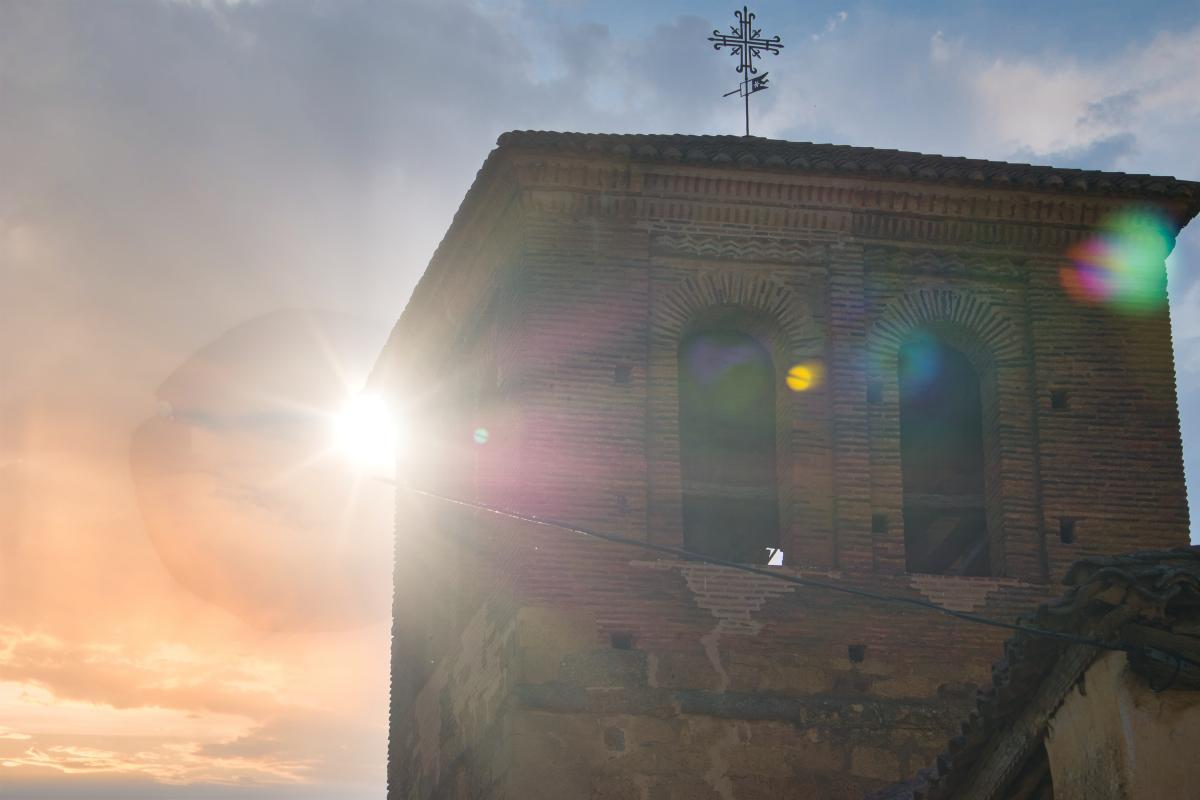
[393,482,1200,681]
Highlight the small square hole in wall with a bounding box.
[614,365,632,385]
[1059,518,1078,544]
[871,513,889,535]
[610,632,635,651]
[867,382,883,404]
[1051,390,1069,410]
[848,644,866,663]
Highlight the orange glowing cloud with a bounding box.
[0,624,388,790]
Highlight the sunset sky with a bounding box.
[3,1,1200,797]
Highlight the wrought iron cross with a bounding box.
[709,6,783,136]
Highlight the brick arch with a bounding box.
[867,287,1023,377]
[646,269,827,562]
[651,270,820,358]
[865,286,1039,580]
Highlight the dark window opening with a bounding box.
[871,513,889,534]
[679,328,779,564]
[1051,389,1069,410]
[848,644,866,663]
[610,632,635,650]
[899,334,990,576]
[1059,518,1077,544]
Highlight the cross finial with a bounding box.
[709,6,784,137]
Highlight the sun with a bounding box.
[333,392,399,474]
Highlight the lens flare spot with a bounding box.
[473,427,489,445]
[333,393,398,473]
[1061,209,1173,313]
[786,362,824,392]
[683,334,765,386]
[899,332,942,394]
[680,331,774,420]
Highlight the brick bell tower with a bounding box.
[373,131,1200,799]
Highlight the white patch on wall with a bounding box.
[908,574,1024,613]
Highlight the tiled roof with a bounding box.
[495,130,1200,209]
[870,549,1200,800]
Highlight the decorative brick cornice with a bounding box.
[851,211,1087,253]
[651,232,829,264]
[498,130,1200,211]
[865,247,1024,280]
[511,161,1169,255]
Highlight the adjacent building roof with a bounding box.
[870,548,1200,800]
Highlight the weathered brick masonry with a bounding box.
[376,132,1200,798]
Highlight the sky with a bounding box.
[2,1,1199,797]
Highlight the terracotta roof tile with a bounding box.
[870,549,1200,800]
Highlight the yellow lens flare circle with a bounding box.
[786,362,824,392]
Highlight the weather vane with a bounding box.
[709,6,784,137]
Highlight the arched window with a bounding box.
[899,333,989,575]
[678,327,779,564]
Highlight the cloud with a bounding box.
[811,10,848,41]
[1169,237,1200,376]
[1080,89,1141,128]
[758,10,1200,181]
[1,740,309,785]
[0,625,386,789]
[969,28,1200,174]
[196,712,381,782]
[0,627,284,719]
[1011,132,1139,171]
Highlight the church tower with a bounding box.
[374,131,1199,798]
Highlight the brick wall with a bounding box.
[392,495,1045,798]
[384,137,1196,798]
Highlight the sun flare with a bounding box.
[333,393,399,474]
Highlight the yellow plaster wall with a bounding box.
[1046,650,1200,799]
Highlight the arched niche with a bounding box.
[898,332,988,575]
[648,268,826,562]
[868,286,1041,579]
[678,315,780,563]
